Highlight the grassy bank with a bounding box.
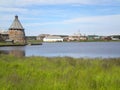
[0,55,120,90]
[0,42,26,47]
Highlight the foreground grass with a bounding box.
[0,55,120,90]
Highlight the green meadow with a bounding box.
[0,55,120,90]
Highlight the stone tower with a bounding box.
[9,15,26,44]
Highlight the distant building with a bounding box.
[43,35,63,42]
[57,35,69,41]
[0,30,9,41]
[87,35,101,40]
[68,36,79,41]
[111,35,120,40]
[0,34,3,41]
[68,36,87,41]
[37,34,50,41]
[8,15,26,44]
[79,36,87,40]
[101,36,111,41]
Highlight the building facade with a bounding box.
[9,15,26,44]
[43,35,63,42]
[0,30,9,41]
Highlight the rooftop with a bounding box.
[44,35,63,39]
[9,15,24,30]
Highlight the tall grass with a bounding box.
[0,55,120,90]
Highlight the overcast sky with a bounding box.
[0,0,120,36]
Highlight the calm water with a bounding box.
[0,42,120,58]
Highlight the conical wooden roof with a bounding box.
[9,15,24,30]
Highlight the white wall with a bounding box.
[43,38,63,42]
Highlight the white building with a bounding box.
[111,35,120,40]
[0,30,9,41]
[0,30,8,34]
[43,35,63,42]
[36,34,50,40]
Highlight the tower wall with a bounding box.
[9,29,26,44]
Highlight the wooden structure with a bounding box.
[9,15,26,44]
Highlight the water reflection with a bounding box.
[0,50,25,57]
[0,50,9,54]
[9,50,25,57]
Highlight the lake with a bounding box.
[0,42,120,58]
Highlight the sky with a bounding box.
[0,0,120,36]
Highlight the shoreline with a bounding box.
[0,54,120,59]
[0,44,26,47]
[0,43,42,47]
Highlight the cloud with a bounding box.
[0,7,28,13]
[26,14,120,25]
[0,0,120,7]
[25,21,60,27]
[62,14,120,24]
[18,0,120,5]
[24,14,120,35]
